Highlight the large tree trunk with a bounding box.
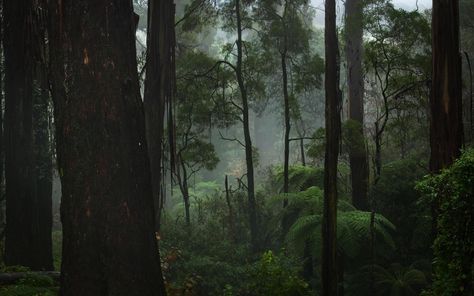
[235,0,258,251]
[345,0,369,210]
[4,0,53,270]
[430,0,463,172]
[4,0,35,268]
[144,0,175,231]
[322,0,341,294]
[48,1,166,295]
[32,64,54,271]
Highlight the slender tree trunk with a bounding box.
[282,52,290,199]
[144,0,175,231]
[345,0,368,210]
[4,0,37,269]
[430,0,463,172]
[235,0,258,251]
[225,175,236,242]
[181,160,191,227]
[48,1,166,294]
[300,138,306,166]
[322,0,341,294]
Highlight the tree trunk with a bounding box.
[300,138,306,166]
[48,1,166,295]
[32,64,54,271]
[345,0,369,211]
[144,0,175,231]
[282,52,290,199]
[4,0,39,270]
[322,0,341,294]
[235,0,258,251]
[430,0,463,172]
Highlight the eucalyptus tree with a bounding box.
[173,51,228,226]
[254,0,322,205]
[322,0,341,293]
[4,0,53,270]
[216,0,269,251]
[345,0,369,210]
[364,2,431,182]
[430,0,463,172]
[48,0,166,294]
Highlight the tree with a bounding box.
[173,52,222,226]
[345,0,369,210]
[216,0,263,251]
[364,3,431,183]
[322,0,341,294]
[144,0,175,230]
[48,0,166,294]
[4,0,53,270]
[430,0,463,172]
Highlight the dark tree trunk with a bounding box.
[0,0,4,240]
[4,0,53,270]
[4,0,37,269]
[32,65,54,271]
[48,1,166,295]
[144,0,175,231]
[345,0,369,210]
[322,0,341,294]
[300,138,306,166]
[180,159,191,227]
[430,0,463,172]
[235,0,258,251]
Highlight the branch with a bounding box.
[218,130,246,148]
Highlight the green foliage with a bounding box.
[272,165,324,193]
[417,149,474,296]
[243,251,311,296]
[348,263,428,296]
[0,273,58,296]
[372,158,431,263]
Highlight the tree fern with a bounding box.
[286,209,395,259]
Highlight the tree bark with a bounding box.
[4,0,51,270]
[345,0,369,210]
[430,0,463,172]
[144,0,175,231]
[48,1,166,295]
[322,0,341,294]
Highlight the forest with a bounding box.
[0,0,472,295]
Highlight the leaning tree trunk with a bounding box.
[430,0,463,172]
[322,0,341,294]
[48,1,166,295]
[345,0,369,210]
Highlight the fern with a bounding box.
[286,210,396,259]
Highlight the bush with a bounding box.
[417,149,474,296]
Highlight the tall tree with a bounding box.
[322,0,341,294]
[430,0,463,172]
[345,0,369,210]
[4,0,53,270]
[48,0,166,294]
[144,0,175,230]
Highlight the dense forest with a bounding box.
[0,0,472,295]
